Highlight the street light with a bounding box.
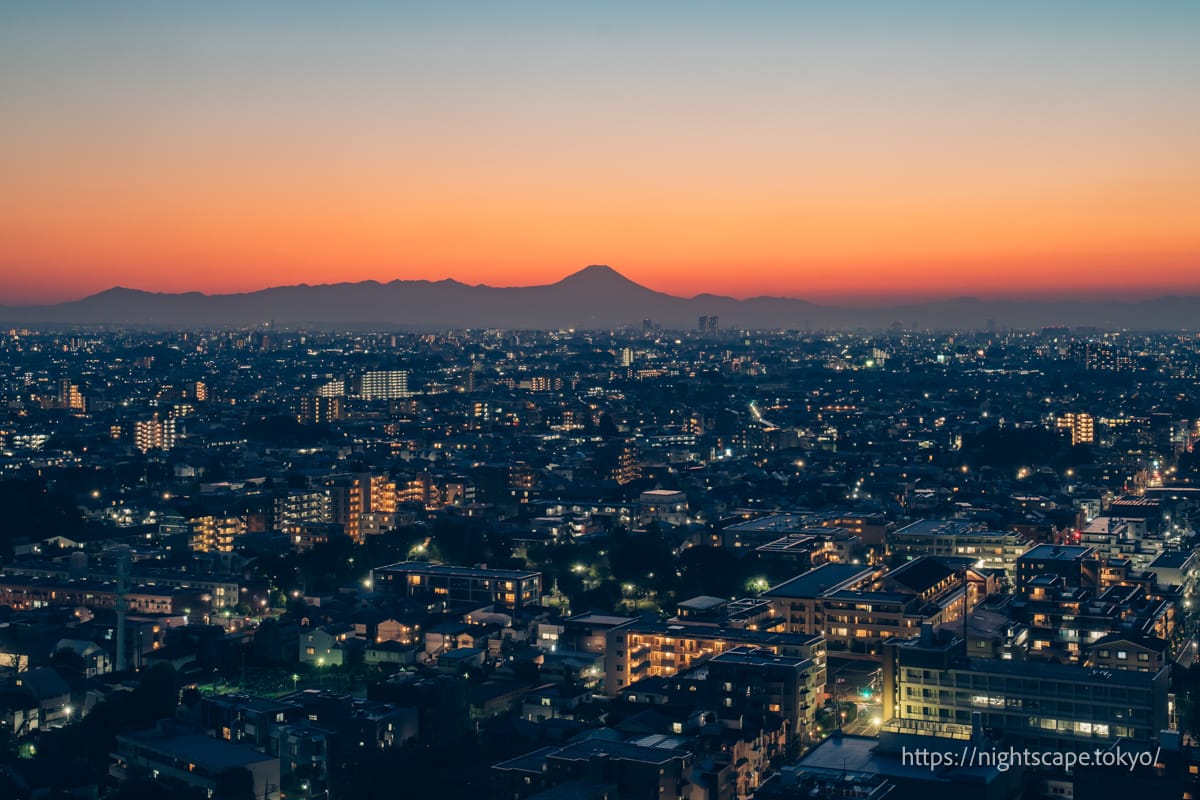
[292,673,300,691]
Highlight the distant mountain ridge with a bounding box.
[2,265,1198,331]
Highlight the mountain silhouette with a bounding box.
[1,265,1198,331]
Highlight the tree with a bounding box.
[110,780,169,800]
[0,479,83,558]
[213,767,256,800]
[431,516,490,565]
[127,663,180,728]
[48,647,86,679]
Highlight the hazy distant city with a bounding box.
[1,312,1199,799]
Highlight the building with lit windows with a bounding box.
[324,475,365,542]
[637,489,688,526]
[763,558,995,661]
[891,520,1033,576]
[134,414,176,452]
[1056,412,1095,446]
[0,577,202,615]
[603,619,825,697]
[371,562,541,612]
[881,626,1169,752]
[112,726,280,800]
[707,645,826,747]
[1015,544,1098,595]
[274,491,329,533]
[762,563,879,636]
[355,370,410,400]
[187,515,247,553]
[58,378,85,413]
[297,395,343,424]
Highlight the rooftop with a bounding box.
[761,563,875,599]
[886,557,966,595]
[120,729,276,770]
[892,519,981,538]
[964,656,1165,687]
[373,561,540,580]
[725,513,813,533]
[756,534,821,553]
[550,737,692,766]
[1149,551,1196,570]
[798,733,1003,783]
[565,612,636,627]
[711,645,812,669]
[676,596,728,612]
[1019,544,1095,562]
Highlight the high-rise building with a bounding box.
[274,491,330,532]
[324,475,365,542]
[189,515,247,553]
[1056,412,1095,446]
[317,379,345,398]
[297,395,344,424]
[58,379,85,413]
[356,370,410,400]
[367,474,397,514]
[134,414,176,452]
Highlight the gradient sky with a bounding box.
[2,1,1199,305]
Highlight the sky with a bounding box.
[2,1,1198,305]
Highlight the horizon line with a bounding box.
[5,264,1200,309]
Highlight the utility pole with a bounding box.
[962,565,969,646]
[115,546,131,672]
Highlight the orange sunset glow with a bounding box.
[2,2,1198,305]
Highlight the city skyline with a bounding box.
[3,1,1199,304]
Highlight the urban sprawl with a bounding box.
[1,323,1199,799]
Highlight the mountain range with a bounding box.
[2,265,1198,331]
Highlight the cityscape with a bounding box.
[3,2,1199,800]
[1,318,1199,799]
